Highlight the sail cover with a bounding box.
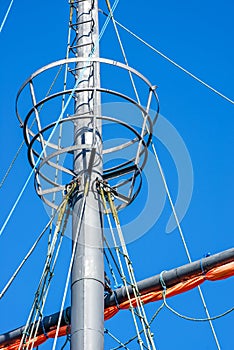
[0,249,233,350]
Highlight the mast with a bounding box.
[71,1,104,349]
[0,247,233,349]
[15,0,160,347]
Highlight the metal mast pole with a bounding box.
[71,1,104,349]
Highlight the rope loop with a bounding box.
[40,318,48,339]
[159,270,167,292]
[200,252,211,275]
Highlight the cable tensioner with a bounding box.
[64,177,81,207]
[96,179,117,201]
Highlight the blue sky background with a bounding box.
[0,0,233,349]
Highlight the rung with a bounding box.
[70,19,94,28]
[103,164,139,180]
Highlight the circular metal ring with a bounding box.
[16,57,159,210]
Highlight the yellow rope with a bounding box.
[69,0,74,23]
[107,191,119,225]
[98,179,156,349]
[105,0,111,13]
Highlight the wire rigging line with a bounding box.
[18,183,76,350]
[151,142,221,350]
[0,0,14,33]
[29,185,79,350]
[159,271,234,322]
[111,303,165,350]
[99,184,146,350]
[100,11,158,348]
[100,10,234,105]
[164,296,234,322]
[0,200,62,299]
[0,140,24,190]
[0,64,63,191]
[49,2,123,345]
[60,329,71,350]
[98,181,156,350]
[105,328,130,350]
[0,0,119,239]
[104,237,122,277]
[104,243,121,288]
[50,4,73,214]
[107,191,156,350]
[51,182,88,350]
[105,0,140,103]
[106,9,222,348]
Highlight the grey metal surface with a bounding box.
[16,56,159,210]
[105,247,234,307]
[14,1,161,347]
[71,1,104,349]
[1,247,233,347]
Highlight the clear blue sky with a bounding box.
[0,0,233,349]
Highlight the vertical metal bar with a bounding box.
[135,89,153,166]
[29,81,47,156]
[71,1,104,350]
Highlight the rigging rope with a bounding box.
[0,63,63,191]
[0,0,119,239]
[51,178,89,350]
[111,303,165,350]
[60,328,71,350]
[0,61,63,189]
[98,183,146,349]
[18,182,77,350]
[50,3,74,214]
[0,0,14,33]
[0,140,24,190]
[104,244,121,289]
[150,142,221,349]
[0,261,232,350]
[102,8,222,348]
[105,328,130,350]
[159,271,234,322]
[100,10,234,105]
[97,180,156,350]
[52,5,127,349]
[0,199,62,299]
[105,0,140,103]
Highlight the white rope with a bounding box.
[106,3,140,103]
[31,203,70,346]
[100,184,156,350]
[51,5,74,216]
[151,142,221,350]
[105,328,130,350]
[110,17,234,105]
[101,13,156,346]
[18,196,70,350]
[28,207,71,350]
[111,303,165,350]
[113,217,156,350]
[107,9,221,348]
[0,203,60,299]
[160,271,234,322]
[0,64,63,192]
[0,0,119,240]
[99,188,145,350]
[51,194,87,350]
[0,0,14,33]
